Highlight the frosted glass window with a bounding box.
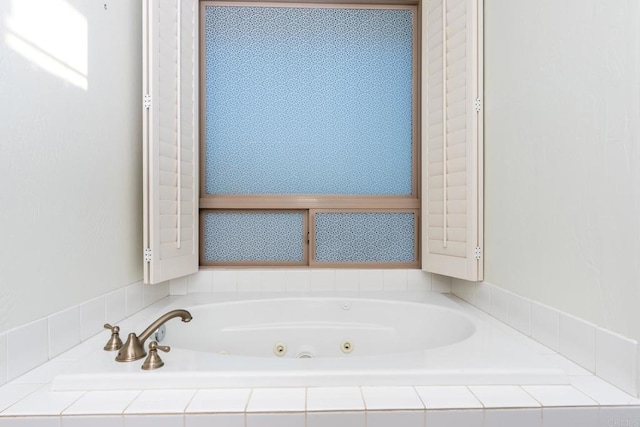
[204,5,414,195]
[203,212,305,262]
[314,212,415,262]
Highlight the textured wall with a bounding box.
[0,0,142,333]
[484,0,640,341]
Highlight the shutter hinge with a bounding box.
[143,94,152,109]
[474,98,482,113]
[474,246,482,260]
[144,248,152,262]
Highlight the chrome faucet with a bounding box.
[115,309,192,362]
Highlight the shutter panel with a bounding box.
[422,0,483,280]
[143,0,199,284]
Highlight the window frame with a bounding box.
[198,0,421,268]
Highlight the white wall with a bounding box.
[483,0,640,343]
[0,0,142,333]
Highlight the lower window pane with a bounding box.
[203,211,305,263]
[314,212,416,263]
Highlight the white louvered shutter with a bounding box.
[143,0,199,284]
[422,0,483,281]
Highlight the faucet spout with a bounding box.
[115,309,192,362]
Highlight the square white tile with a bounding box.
[474,282,492,313]
[570,375,639,405]
[246,413,305,427]
[124,390,196,414]
[489,286,509,323]
[285,270,310,292]
[310,270,335,292]
[366,410,424,427]
[188,270,213,293]
[595,328,637,395]
[307,411,365,427]
[531,302,560,352]
[212,270,237,292]
[0,417,60,427]
[425,409,483,427]
[61,415,123,427]
[407,269,430,291]
[542,407,598,427]
[185,413,244,427]
[483,408,541,427]
[361,386,424,410]
[246,388,305,412]
[306,387,364,411]
[13,360,74,384]
[451,279,476,304]
[468,386,541,408]
[2,388,84,416]
[7,319,49,381]
[415,386,482,409]
[358,270,384,291]
[169,276,188,295]
[598,406,640,427]
[521,386,596,407]
[559,313,596,372]
[237,271,262,292]
[431,274,452,293]
[80,297,106,341]
[48,306,80,359]
[335,270,360,292]
[105,289,127,325]
[123,415,183,427]
[63,390,141,415]
[125,283,143,317]
[383,270,407,291]
[0,383,43,412]
[186,389,251,413]
[261,270,287,292]
[507,292,532,336]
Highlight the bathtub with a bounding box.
[51,292,568,390]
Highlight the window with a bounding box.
[142,0,483,283]
[200,2,420,267]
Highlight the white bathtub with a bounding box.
[51,292,568,390]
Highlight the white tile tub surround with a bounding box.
[64,390,141,415]
[0,280,167,390]
[125,390,196,414]
[175,269,451,297]
[559,313,597,372]
[531,302,560,352]
[48,307,81,359]
[596,328,638,395]
[7,319,49,381]
[542,407,599,427]
[467,386,541,408]
[306,387,364,411]
[415,386,483,409]
[452,279,640,397]
[1,289,639,424]
[246,388,306,413]
[186,389,251,415]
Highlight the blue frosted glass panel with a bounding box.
[315,213,415,262]
[203,212,304,262]
[204,6,413,195]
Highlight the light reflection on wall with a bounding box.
[4,0,88,90]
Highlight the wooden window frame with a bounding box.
[198,0,421,267]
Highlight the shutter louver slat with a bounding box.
[143,0,199,284]
[422,0,482,280]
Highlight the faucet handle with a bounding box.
[141,341,170,370]
[103,324,123,351]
